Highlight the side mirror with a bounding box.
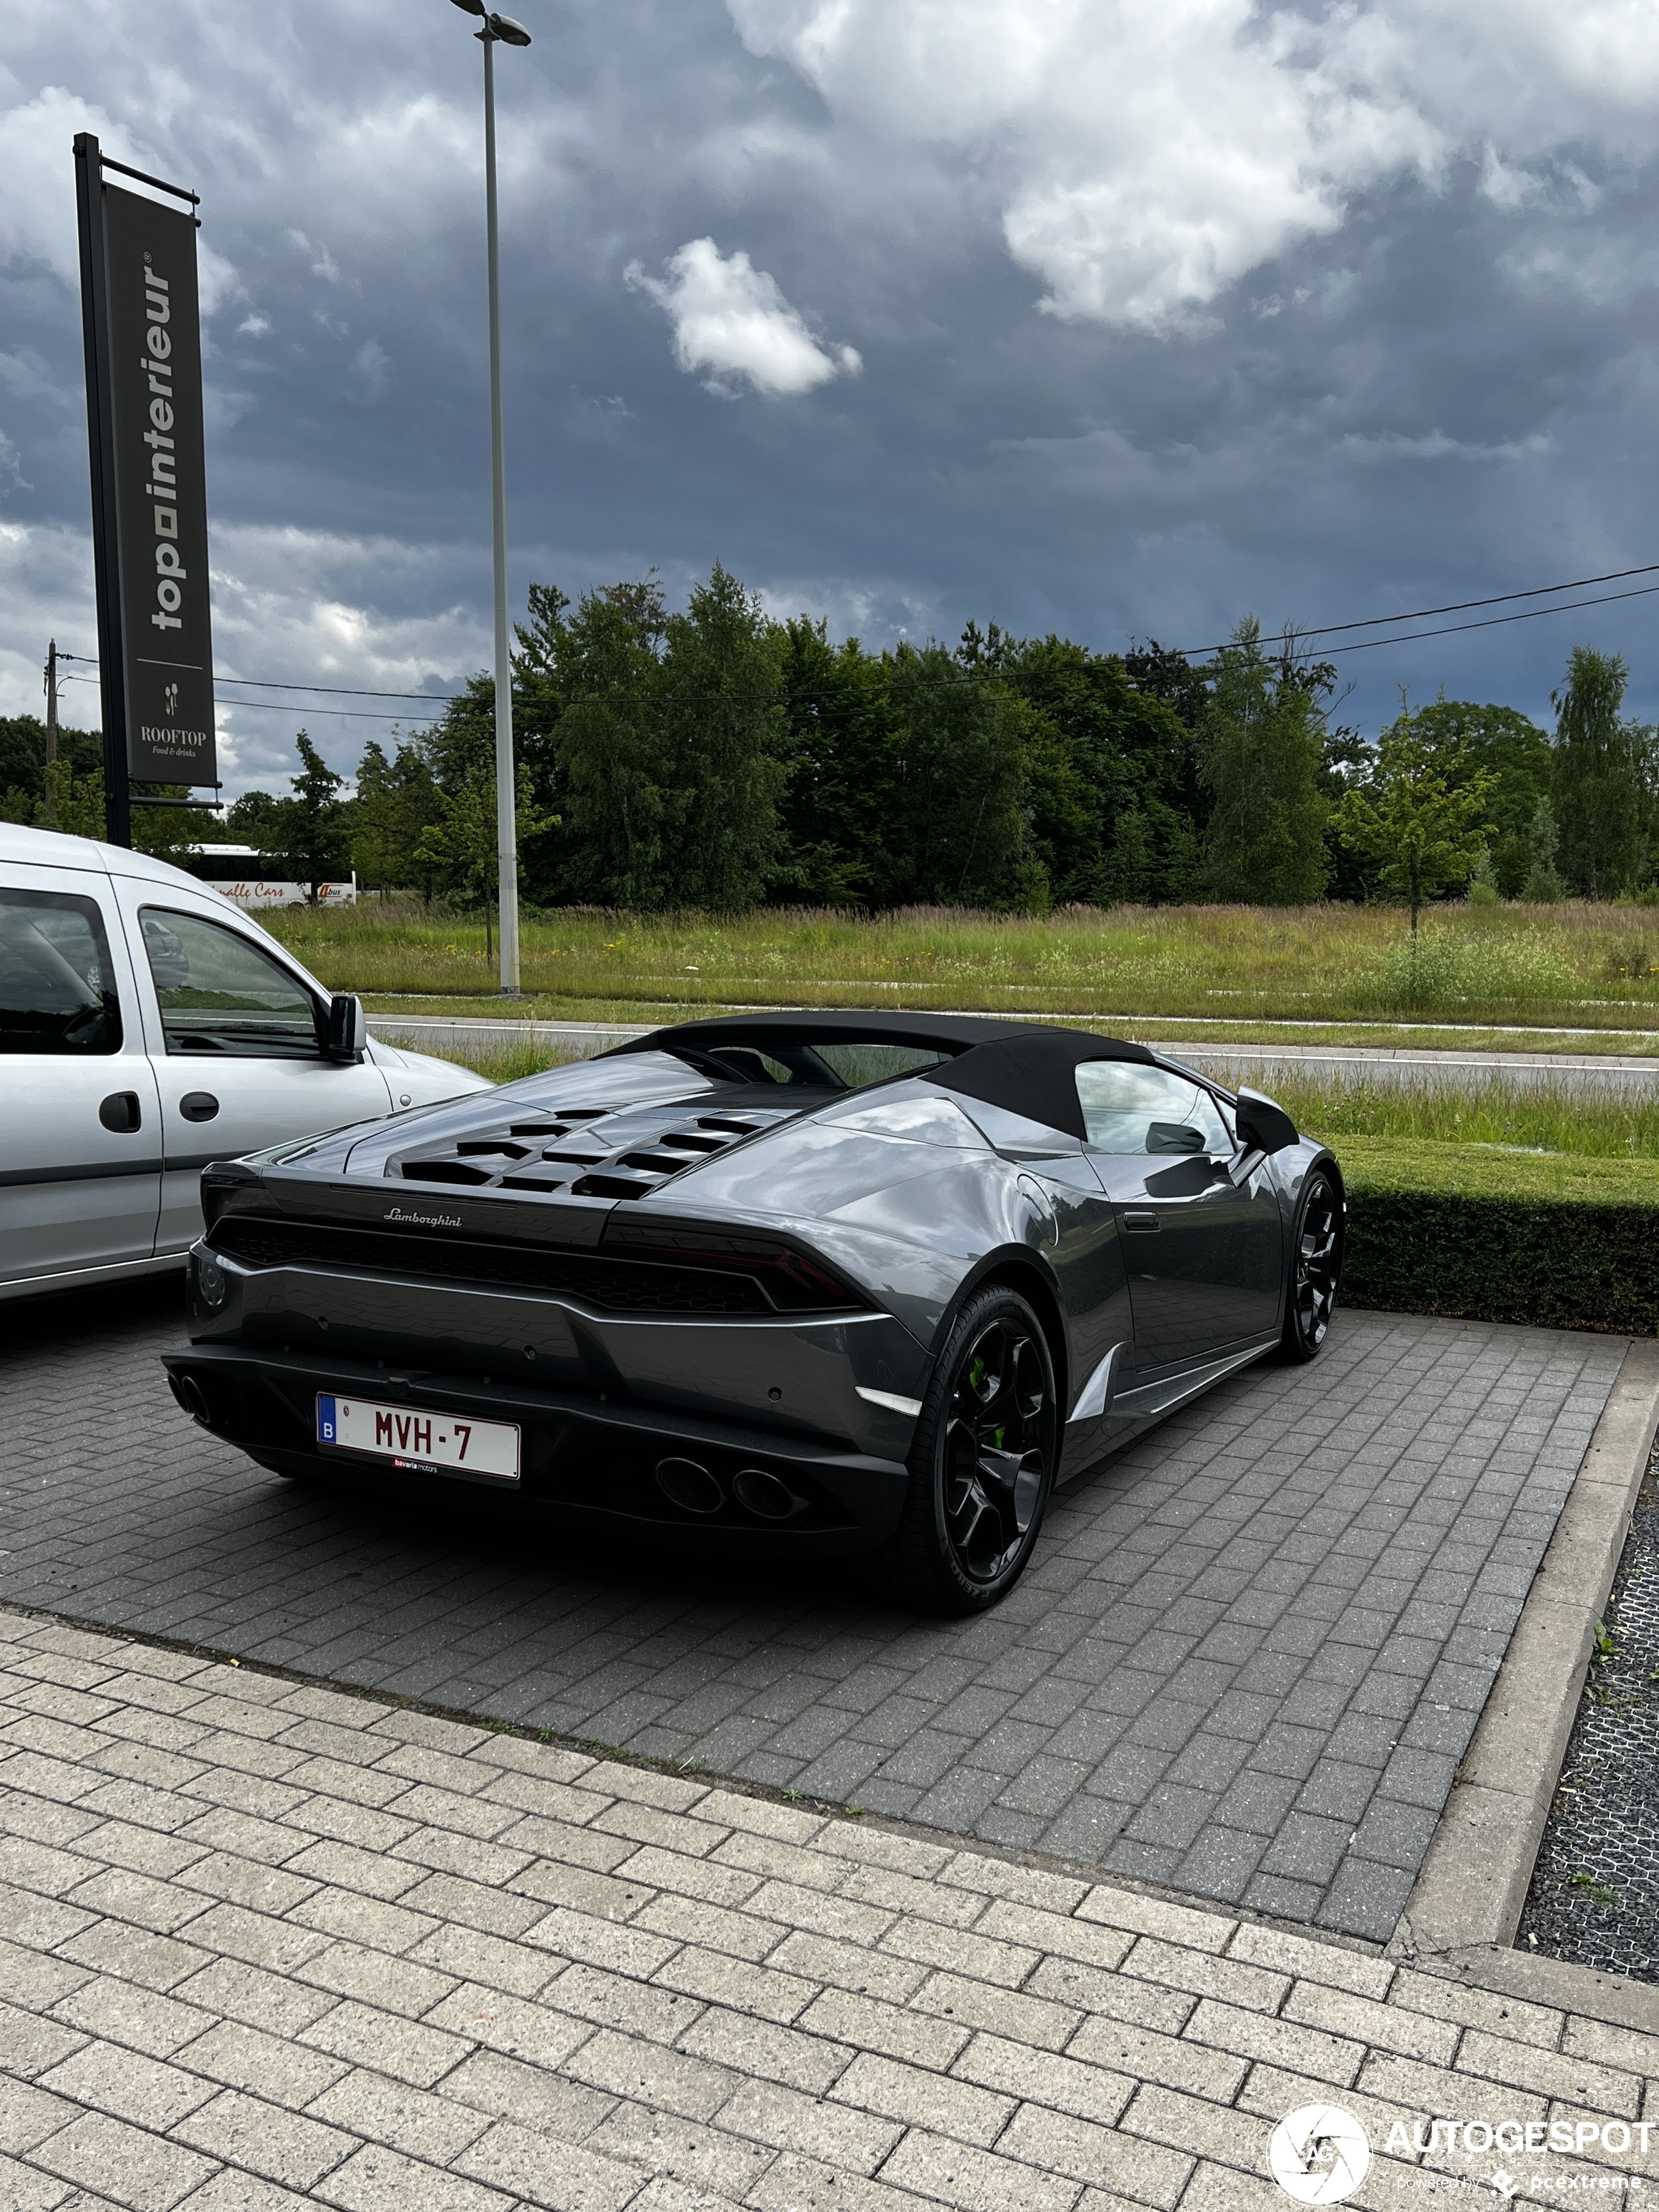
[323,993,367,1062]
[1234,1085,1298,1156]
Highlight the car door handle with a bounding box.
[99,1091,142,1133]
[180,1092,220,1123]
[1123,1209,1160,1233]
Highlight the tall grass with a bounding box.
[1265,1074,1659,1160]
[272,898,1659,1029]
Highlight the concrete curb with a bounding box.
[1389,1335,1659,2025]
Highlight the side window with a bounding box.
[0,889,123,1055]
[1075,1063,1233,1156]
[138,907,321,1059]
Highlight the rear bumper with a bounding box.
[161,1344,913,1550]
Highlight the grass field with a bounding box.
[268,899,1659,1036]
[425,1039,1659,1170]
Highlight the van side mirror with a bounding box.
[323,993,367,1062]
[1234,1085,1298,1156]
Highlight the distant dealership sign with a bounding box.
[74,135,217,842]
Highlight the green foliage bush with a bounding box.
[1342,924,1580,1011]
[1340,1138,1659,1334]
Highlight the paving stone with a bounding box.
[4,1302,1614,1942]
[878,2127,1086,2212]
[169,2087,357,2190]
[173,2018,347,2106]
[717,2076,901,2173]
[314,2141,517,2212]
[457,2115,644,2212]
[29,2107,219,2212]
[0,2000,88,2081]
[37,2042,216,2132]
[48,1976,216,2062]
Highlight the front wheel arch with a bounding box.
[942,1249,1070,1424]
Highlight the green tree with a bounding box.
[1200,620,1329,904]
[882,647,1035,908]
[1406,699,1551,897]
[1336,701,1497,931]
[353,738,442,898]
[251,733,355,899]
[958,626,1202,905]
[1552,646,1650,897]
[534,579,675,908]
[414,755,554,959]
[771,620,898,905]
[653,565,786,912]
[1522,798,1565,903]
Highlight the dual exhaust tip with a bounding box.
[656,1457,804,1522]
[169,1373,212,1427]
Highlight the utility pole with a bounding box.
[41,639,58,824]
[450,0,532,997]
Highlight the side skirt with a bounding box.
[1056,1333,1280,1485]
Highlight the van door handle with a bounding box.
[1123,1209,1159,1233]
[180,1092,220,1123]
[99,1091,142,1133]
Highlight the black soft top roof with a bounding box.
[605,1012,1155,1142]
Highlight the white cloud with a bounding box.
[626,238,861,396]
[728,0,1659,332]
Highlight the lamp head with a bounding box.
[449,0,487,12]
[488,11,532,42]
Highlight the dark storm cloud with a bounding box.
[2,0,1657,794]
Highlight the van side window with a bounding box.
[0,890,123,1055]
[138,908,322,1059]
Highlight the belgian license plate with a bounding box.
[316,1394,519,1481]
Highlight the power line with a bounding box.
[1302,581,1659,658]
[49,555,1659,716]
[216,675,461,703]
[1170,560,1659,660]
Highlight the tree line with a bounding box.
[4,564,1655,912]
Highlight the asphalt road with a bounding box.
[370,1016,1659,1096]
[0,1277,1622,1946]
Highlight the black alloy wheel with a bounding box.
[1280,1168,1343,1362]
[886,1286,1057,1614]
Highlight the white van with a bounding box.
[1,822,489,1302]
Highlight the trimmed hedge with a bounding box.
[1336,1138,1659,1336]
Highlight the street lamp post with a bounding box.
[451,0,531,995]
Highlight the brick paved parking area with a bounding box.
[0,1283,1626,1946]
[2,1606,1658,2212]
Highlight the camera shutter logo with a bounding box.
[1269,2105,1371,2204]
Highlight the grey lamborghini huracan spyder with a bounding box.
[162,1013,1344,1612]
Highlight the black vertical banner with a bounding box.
[105,184,217,786]
[75,138,216,833]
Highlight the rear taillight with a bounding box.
[602,1223,862,1312]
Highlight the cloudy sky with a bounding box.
[3,0,1658,795]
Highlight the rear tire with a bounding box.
[1279,1168,1343,1362]
[883,1287,1057,1614]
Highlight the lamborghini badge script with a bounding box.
[382,1207,462,1229]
